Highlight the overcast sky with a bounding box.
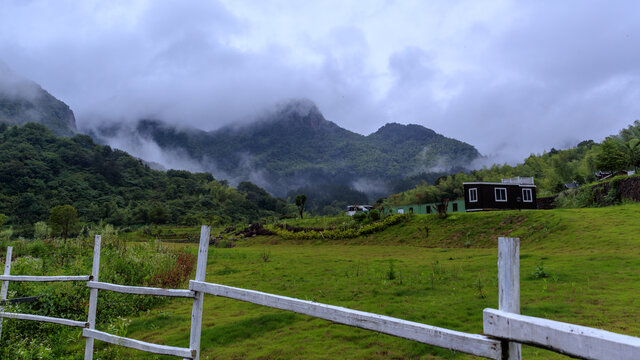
[1,0,639,164]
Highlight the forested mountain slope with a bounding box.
[91,99,480,198]
[0,123,291,234]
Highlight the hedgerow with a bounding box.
[267,214,409,240]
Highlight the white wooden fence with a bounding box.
[0,229,638,359]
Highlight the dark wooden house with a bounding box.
[463,177,537,211]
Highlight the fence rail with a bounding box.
[0,311,88,328]
[190,280,502,359]
[83,328,196,358]
[483,308,640,360]
[0,275,91,282]
[0,229,639,360]
[86,281,195,298]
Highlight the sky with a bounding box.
[1,0,639,164]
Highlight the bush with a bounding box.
[33,222,50,240]
[0,233,196,359]
[352,212,367,222]
[368,209,380,221]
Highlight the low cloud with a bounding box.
[0,60,41,100]
[1,0,639,166]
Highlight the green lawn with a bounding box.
[109,205,640,359]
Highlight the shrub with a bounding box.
[0,232,196,359]
[352,212,367,222]
[368,209,380,221]
[532,262,549,279]
[33,222,50,240]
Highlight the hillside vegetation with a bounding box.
[1,202,638,359]
[0,123,293,236]
[385,120,640,208]
[104,205,640,360]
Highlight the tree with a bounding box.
[596,139,628,174]
[435,198,450,219]
[149,206,169,224]
[49,205,78,242]
[295,194,307,219]
[622,139,640,173]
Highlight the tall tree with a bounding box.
[295,194,307,219]
[622,139,640,173]
[49,205,78,242]
[596,139,628,174]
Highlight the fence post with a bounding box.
[498,237,521,360]
[0,246,13,339]
[84,236,101,360]
[186,225,210,360]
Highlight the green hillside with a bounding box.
[0,123,293,235]
[2,199,639,359]
[107,205,640,359]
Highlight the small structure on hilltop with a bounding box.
[463,177,537,211]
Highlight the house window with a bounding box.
[426,206,431,214]
[452,203,458,212]
[468,188,478,202]
[409,207,414,214]
[522,188,533,202]
[495,187,507,202]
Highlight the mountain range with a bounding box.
[89,99,480,198]
[0,68,481,207]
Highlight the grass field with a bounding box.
[94,205,640,359]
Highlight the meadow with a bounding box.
[98,204,640,359]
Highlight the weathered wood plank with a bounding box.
[0,246,13,339]
[85,235,101,360]
[0,311,88,328]
[190,280,501,359]
[83,328,195,358]
[498,237,521,360]
[0,275,91,282]
[87,281,194,298]
[186,225,210,360]
[483,308,640,360]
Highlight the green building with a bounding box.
[387,199,466,215]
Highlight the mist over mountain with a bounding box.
[89,99,480,200]
[0,61,77,137]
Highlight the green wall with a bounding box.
[387,199,466,215]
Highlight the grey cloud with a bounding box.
[0,60,41,100]
[1,0,639,167]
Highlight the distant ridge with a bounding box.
[92,98,481,197]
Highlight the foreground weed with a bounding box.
[475,278,487,299]
[260,249,271,262]
[532,262,549,279]
[387,260,396,280]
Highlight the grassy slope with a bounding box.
[115,205,640,359]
